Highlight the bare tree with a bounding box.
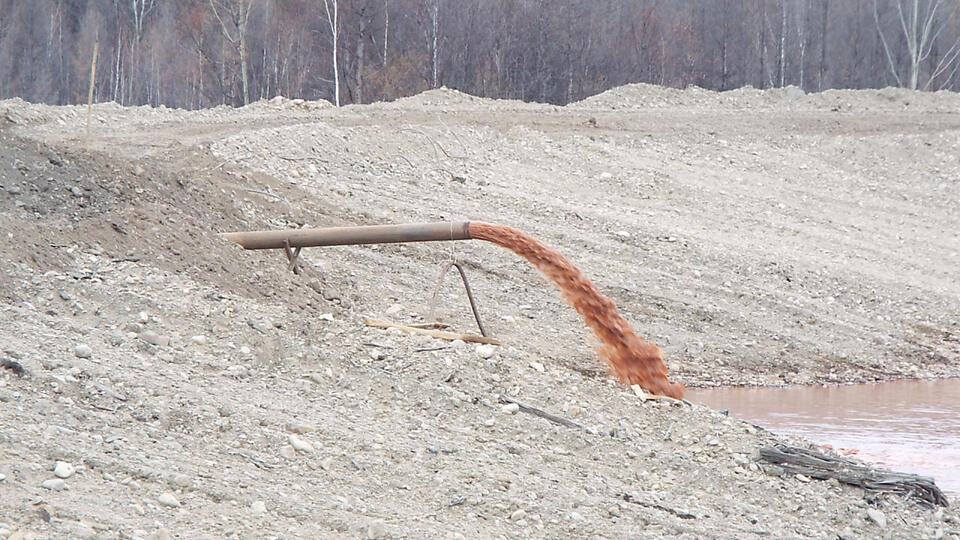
[322,0,341,106]
[6,0,960,110]
[818,0,829,90]
[209,0,254,105]
[130,0,157,43]
[779,0,787,87]
[796,0,809,89]
[429,0,440,88]
[875,0,960,89]
[382,0,389,67]
[125,0,157,104]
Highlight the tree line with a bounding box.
[1,0,959,109]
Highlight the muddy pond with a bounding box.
[687,378,960,498]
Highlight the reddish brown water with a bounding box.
[688,379,960,497]
[469,222,684,399]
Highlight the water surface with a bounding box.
[687,379,960,498]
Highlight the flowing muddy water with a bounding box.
[468,222,684,398]
[688,379,960,497]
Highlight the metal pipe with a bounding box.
[222,221,472,250]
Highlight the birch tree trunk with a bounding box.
[323,0,340,106]
[819,0,828,90]
[779,0,787,88]
[210,0,255,105]
[431,0,440,88]
[238,0,249,105]
[356,13,365,104]
[383,0,389,67]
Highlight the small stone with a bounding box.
[288,434,313,453]
[631,384,647,400]
[250,500,267,514]
[529,361,545,372]
[785,86,806,99]
[867,508,886,528]
[139,330,169,347]
[8,532,25,540]
[151,528,172,540]
[364,519,387,539]
[450,339,467,350]
[761,464,785,477]
[53,461,75,479]
[285,422,316,434]
[74,344,92,358]
[510,509,526,521]
[138,311,149,322]
[239,345,251,355]
[0,473,6,482]
[37,504,54,522]
[157,492,180,508]
[475,344,496,359]
[568,405,581,417]
[483,418,495,427]
[501,403,519,415]
[163,474,189,489]
[190,335,207,346]
[41,478,67,491]
[279,445,297,459]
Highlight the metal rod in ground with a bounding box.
[427,260,489,337]
[222,221,472,250]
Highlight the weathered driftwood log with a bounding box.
[760,444,949,507]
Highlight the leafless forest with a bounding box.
[2,0,960,108]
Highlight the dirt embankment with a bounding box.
[1,85,958,538]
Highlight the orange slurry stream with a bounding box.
[468,222,684,399]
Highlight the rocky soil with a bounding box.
[0,86,958,538]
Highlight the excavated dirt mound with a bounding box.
[1,85,958,538]
[570,82,960,113]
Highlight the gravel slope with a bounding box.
[1,86,958,538]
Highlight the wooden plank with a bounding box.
[363,318,501,345]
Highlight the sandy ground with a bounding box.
[0,85,958,538]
